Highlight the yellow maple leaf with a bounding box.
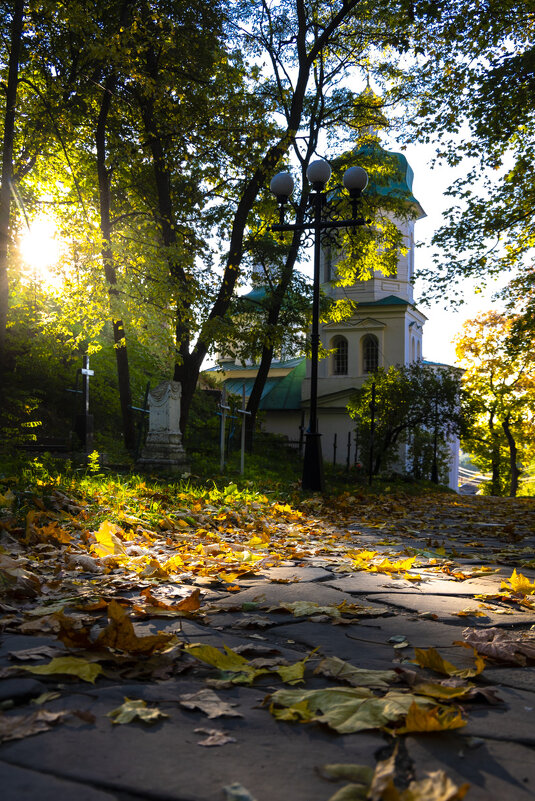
[413,646,485,678]
[107,697,168,725]
[90,520,127,557]
[501,569,535,596]
[395,701,467,733]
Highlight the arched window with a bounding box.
[411,336,416,362]
[362,334,379,374]
[332,336,348,375]
[417,340,421,361]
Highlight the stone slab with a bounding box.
[481,667,535,693]
[0,678,47,704]
[0,760,119,801]
[326,574,507,596]
[463,685,535,745]
[268,621,400,669]
[209,581,390,612]
[372,592,535,626]
[354,616,476,649]
[236,566,334,585]
[0,682,384,801]
[406,734,535,801]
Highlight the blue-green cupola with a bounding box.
[353,142,426,220]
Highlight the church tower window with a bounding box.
[332,336,348,375]
[362,334,379,374]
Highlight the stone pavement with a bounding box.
[1,514,535,800]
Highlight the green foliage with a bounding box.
[455,311,535,496]
[348,362,463,480]
[0,280,168,454]
[401,0,535,317]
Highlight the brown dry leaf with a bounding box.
[96,600,178,654]
[0,554,41,599]
[194,727,237,746]
[368,747,469,801]
[8,645,62,662]
[368,748,398,801]
[461,627,535,666]
[179,689,243,719]
[53,611,94,649]
[0,708,69,743]
[134,587,202,617]
[401,771,470,800]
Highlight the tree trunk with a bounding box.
[96,72,136,452]
[502,414,520,497]
[144,0,362,438]
[0,0,24,378]
[488,410,502,495]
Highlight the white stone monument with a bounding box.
[137,381,190,474]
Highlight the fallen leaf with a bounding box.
[401,771,470,800]
[318,764,374,784]
[394,701,467,733]
[8,645,62,662]
[184,643,266,685]
[0,708,69,743]
[96,600,178,655]
[315,657,398,689]
[413,646,485,678]
[268,687,433,733]
[90,520,127,558]
[179,689,243,719]
[326,785,369,801]
[462,627,535,666]
[501,569,535,596]
[223,781,257,800]
[31,692,61,705]
[18,656,102,684]
[107,697,168,725]
[195,727,237,746]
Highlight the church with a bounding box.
[207,142,460,490]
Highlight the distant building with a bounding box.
[206,142,460,489]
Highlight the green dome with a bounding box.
[353,143,425,219]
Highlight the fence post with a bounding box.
[368,381,376,486]
[219,386,230,471]
[333,433,337,466]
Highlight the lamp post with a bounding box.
[270,159,368,491]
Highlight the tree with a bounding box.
[131,0,421,435]
[0,0,24,373]
[455,311,535,496]
[347,362,463,480]
[400,0,535,313]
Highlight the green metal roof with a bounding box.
[359,294,409,307]
[259,357,306,411]
[224,377,280,400]
[352,143,425,219]
[240,286,268,305]
[207,356,304,373]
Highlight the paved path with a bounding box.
[1,499,535,800]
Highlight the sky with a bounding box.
[399,141,506,367]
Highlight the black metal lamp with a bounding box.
[270,159,368,491]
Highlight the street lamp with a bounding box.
[270,159,368,491]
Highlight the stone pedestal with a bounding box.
[136,381,190,474]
